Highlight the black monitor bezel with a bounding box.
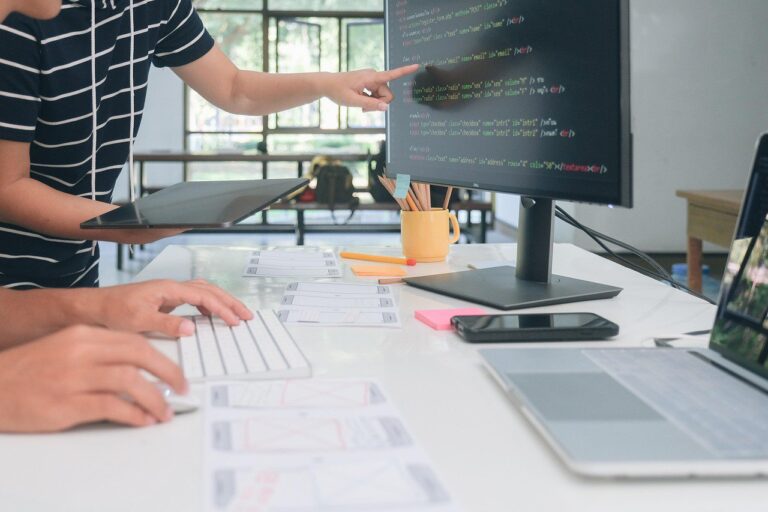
[709,133,768,381]
[384,0,633,208]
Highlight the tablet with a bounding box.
[81,179,308,229]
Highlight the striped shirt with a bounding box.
[0,0,213,289]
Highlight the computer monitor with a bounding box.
[386,0,632,309]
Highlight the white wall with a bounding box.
[496,0,768,253]
[114,67,185,202]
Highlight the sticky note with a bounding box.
[352,265,407,277]
[415,308,487,330]
[393,174,411,199]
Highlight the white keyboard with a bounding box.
[178,310,311,381]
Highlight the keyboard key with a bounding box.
[585,349,768,457]
[194,317,225,377]
[261,310,308,370]
[179,311,310,381]
[179,335,203,379]
[211,319,247,376]
[249,312,289,371]
[231,322,267,373]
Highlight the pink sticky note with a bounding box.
[415,308,487,330]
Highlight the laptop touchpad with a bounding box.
[507,373,663,422]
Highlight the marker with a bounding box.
[340,252,417,266]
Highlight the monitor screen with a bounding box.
[711,137,768,378]
[386,0,631,206]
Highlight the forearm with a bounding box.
[0,288,101,348]
[0,176,111,239]
[176,45,416,117]
[176,46,332,116]
[227,71,329,116]
[0,177,178,244]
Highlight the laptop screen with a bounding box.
[711,135,768,377]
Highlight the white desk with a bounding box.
[0,243,762,512]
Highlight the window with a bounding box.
[187,1,385,184]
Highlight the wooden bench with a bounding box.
[271,198,493,245]
[115,152,493,269]
[116,197,492,270]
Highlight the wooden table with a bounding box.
[675,189,743,292]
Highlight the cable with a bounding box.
[555,208,672,284]
[557,210,716,304]
[555,207,665,278]
[555,211,675,285]
[553,206,717,305]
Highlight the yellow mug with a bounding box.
[401,209,461,263]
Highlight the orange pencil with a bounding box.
[405,192,419,212]
[380,176,409,210]
[341,251,417,266]
[410,185,426,211]
[443,186,454,210]
[378,176,409,210]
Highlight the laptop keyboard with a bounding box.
[178,310,311,382]
[585,349,768,458]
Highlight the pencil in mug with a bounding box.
[417,183,429,210]
[383,175,419,211]
[410,184,426,211]
[378,176,409,211]
[404,191,420,212]
[443,186,454,210]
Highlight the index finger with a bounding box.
[98,335,188,395]
[184,281,254,323]
[381,64,420,82]
[161,282,250,326]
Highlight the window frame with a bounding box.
[184,1,386,158]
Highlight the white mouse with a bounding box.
[154,382,200,414]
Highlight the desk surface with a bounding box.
[676,189,743,214]
[2,243,763,512]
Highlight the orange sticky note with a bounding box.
[351,265,407,277]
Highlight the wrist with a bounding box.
[314,72,333,99]
[61,288,105,328]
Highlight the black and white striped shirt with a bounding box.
[0,0,213,289]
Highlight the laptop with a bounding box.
[481,134,768,478]
[81,178,307,229]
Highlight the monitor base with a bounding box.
[404,266,622,310]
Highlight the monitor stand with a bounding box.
[403,197,622,310]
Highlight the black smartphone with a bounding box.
[451,313,619,343]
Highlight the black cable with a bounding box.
[555,207,674,284]
[553,206,717,305]
[562,211,714,304]
[557,211,716,304]
[554,211,673,284]
[556,206,671,280]
[554,207,669,280]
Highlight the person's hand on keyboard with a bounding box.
[0,325,187,432]
[87,279,254,338]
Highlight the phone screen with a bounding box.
[461,313,611,332]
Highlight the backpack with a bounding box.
[312,160,359,224]
[368,141,394,203]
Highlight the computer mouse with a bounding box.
[154,382,200,414]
